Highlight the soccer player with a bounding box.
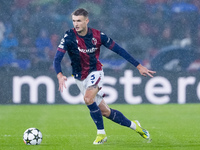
[53,8,156,144]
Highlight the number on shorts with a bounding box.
[91,74,95,81]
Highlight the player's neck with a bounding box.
[77,27,88,36]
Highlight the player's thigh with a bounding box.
[98,99,111,117]
[76,70,104,94]
[84,70,104,104]
[84,84,99,104]
[76,79,99,105]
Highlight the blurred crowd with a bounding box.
[0,0,200,72]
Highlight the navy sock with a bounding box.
[107,108,131,127]
[87,102,104,130]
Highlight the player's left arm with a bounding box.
[136,64,156,77]
[101,32,156,77]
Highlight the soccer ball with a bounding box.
[23,128,42,145]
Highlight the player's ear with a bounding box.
[86,18,89,24]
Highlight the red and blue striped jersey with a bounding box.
[54,27,139,80]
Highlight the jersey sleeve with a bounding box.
[100,32,140,67]
[53,32,71,74]
[57,32,71,51]
[101,32,115,49]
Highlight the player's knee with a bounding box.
[84,96,93,105]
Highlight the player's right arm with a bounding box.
[53,32,71,92]
[56,72,67,92]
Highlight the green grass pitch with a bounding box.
[0,104,200,150]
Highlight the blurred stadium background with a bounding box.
[0,0,200,104]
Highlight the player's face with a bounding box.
[72,15,89,36]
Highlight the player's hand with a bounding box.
[137,64,156,77]
[57,72,67,92]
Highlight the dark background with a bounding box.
[0,0,200,104]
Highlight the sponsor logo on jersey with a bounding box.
[78,47,97,53]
